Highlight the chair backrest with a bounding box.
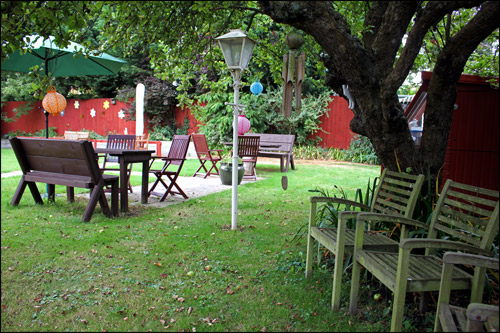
[192,133,209,157]
[369,169,425,218]
[64,131,90,140]
[167,134,191,166]
[427,179,499,252]
[135,133,149,150]
[238,135,260,158]
[105,134,136,162]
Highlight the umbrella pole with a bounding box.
[41,107,55,201]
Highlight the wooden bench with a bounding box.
[9,137,119,222]
[247,133,295,172]
[64,131,90,140]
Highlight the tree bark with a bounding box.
[258,1,498,187]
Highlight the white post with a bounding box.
[230,69,241,230]
[136,83,145,136]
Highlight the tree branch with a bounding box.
[371,2,417,77]
[384,0,485,93]
[362,1,389,49]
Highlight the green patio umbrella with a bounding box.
[1,35,127,201]
[1,35,126,77]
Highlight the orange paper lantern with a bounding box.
[42,86,66,116]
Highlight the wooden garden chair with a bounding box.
[192,133,223,178]
[100,134,136,193]
[135,133,150,150]
[306,169,425,310]
[237,135,260,181]
[348,179,499,332]
[434,252,499,332]
[148,134,190,202]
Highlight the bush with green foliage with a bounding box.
[191,85,332,147]
[292,135,380,165]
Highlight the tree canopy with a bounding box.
[2,1,499,186]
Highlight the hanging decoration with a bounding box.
[237,114,251,135]
[250,81,263,95]
[42,86,66,116]
[282,32,305,118]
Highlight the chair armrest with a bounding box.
[310,196,370,211]
[161,157,186,161]
[442,252,498,268]
[467,303,499,323]
[399,238,493,256]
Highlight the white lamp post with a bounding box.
[216,29,256,230]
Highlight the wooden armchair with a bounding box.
[192,133,223,178]
[348,179,499,332]
[306,169,425,311]
[434,252,499,332]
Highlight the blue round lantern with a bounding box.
[250,81,263,95]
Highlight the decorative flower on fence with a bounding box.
[118,109,125,119]
[74,101,80,109]
[90,108,96,118]
[103,100,110,109]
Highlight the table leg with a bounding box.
[119,156,128,212]
[141,160,149,204]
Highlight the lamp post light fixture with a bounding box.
[216,29,256,230]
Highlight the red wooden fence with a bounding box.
[311,95,355,149]
[1,98,144,137]
[2,96,355,149]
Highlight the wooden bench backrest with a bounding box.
[370,169,425,218]
[428,179,499,251]
[10,137,102,183]
[248,133,295,152]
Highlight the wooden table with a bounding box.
[95,148,155,212]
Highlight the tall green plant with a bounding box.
[194,86,332,147]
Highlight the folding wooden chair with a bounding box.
[192,133,223,178]
[237,135,260,180]
[148,134,191,202]
[100,134,136,193]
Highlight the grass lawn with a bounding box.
[2,147,431,332]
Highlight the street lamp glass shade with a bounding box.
[216,29,256,70]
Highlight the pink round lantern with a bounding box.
[237,114,251,135]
